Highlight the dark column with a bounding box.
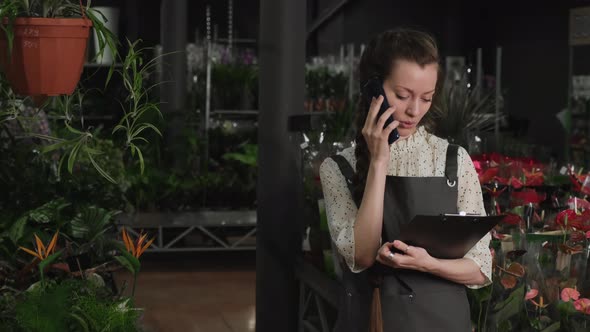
[160,0,187,144]
[257,0,306,330]
[124,0,139,41]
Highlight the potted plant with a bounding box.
[0,0,116,97]
[429,79,499,151]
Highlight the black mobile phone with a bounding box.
[362,77,400,145]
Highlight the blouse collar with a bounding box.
[390,125,428,152]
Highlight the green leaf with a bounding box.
[540,322,560,332]
[133,137,149,144]
[41,139,73,154]
[136,146,145,174]
[67,140,84,174]
[64,122,85,135]
[30,134,66,143]
[114,256,136,275]
[84,146,105,156]
[492,285,524,324]
[70,207,114,242]
[87,152,117,184]
[39,250,63,273]
[112,124,127,135]
[9,215,27,244]
[69,312,90,332]
[557,300,578,315]
[509,206,524,216]
[131,123,162,139]
[114,243,140,274]
[470,285,493,304]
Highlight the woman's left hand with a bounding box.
[376,240,437,273]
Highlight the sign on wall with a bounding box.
[570,6,590,45]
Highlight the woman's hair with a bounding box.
[352,28,440,203]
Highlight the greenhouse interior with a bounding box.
[1,0,590,331]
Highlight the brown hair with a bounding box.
[353,28,441,203]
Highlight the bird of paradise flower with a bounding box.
[116,228,155,297]
[19,232,62,283]
[121,228,154,258]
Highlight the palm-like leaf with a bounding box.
[430,80,501,149]
[70,206,118,257]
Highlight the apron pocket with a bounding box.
[412,288,471,332]
[380,282,471,332]
[380,293,414,331]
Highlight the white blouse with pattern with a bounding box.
[319,126,492,289]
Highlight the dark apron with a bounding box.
[331,144,472,332]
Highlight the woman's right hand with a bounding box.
[361,95,399,167]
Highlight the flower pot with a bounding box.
[0,17,92,96]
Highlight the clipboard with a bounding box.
[396,214,504,259]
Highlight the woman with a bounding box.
[319,28,492,331]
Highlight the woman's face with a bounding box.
[382,59,438,138]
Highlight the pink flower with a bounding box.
[573,298,590,314]
[561,288,581,302]
[525,289,539,301]
[586,231,590,239]
[491,230,505,240]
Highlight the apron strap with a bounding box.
[445,144,459,186]
[330,154,356,195]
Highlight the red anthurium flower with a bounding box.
[574,210,590,231]
[479,168,499,185]
[526,289,539,301]
[568,197,590,211]
[570,231,586,243]
[561,288,581,302]
[509,177,523,189]
[489,152,505,165]
[493,176,509,186]
[484,185,507,198]
[573,298,590,314]
[502,213,523,226]
[511,189,546,206]
[473,160,483,173]
[492,230,506,240]
[556,209,577,228]
[563,210,590,232]
[501,275,517,289]
[559,243,584,254]
[524,169,544,186]
[570,175,583,193]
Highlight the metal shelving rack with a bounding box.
[117,1,259,253]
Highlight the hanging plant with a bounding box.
[0,0,117,97]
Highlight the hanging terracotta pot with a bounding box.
[0,17,92,96]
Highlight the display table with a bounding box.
[116,210,257,252]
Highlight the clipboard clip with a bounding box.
[444,212,482,217]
